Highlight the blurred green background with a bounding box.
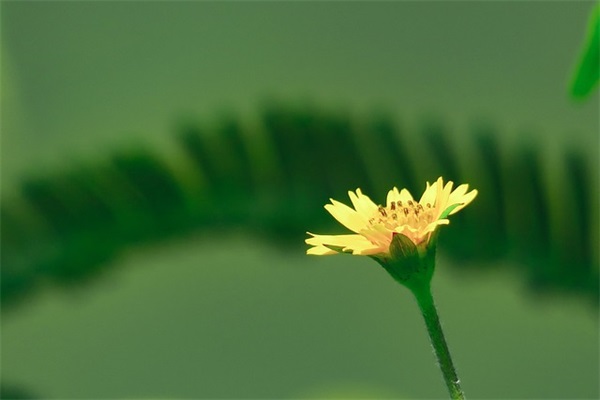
[1,2,598,399]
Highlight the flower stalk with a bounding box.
[373,233,465,399]
[411,281,465,400]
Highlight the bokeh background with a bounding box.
[1,2,598,399]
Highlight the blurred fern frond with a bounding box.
[1,105,598,308]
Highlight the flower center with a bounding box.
[369,200,436,231]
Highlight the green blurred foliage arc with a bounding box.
[1,105,598,310]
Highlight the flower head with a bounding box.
[306,177,477,257]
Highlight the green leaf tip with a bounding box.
[439,203,461,219]
[570,4,599,100]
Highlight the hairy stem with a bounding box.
[411,284,465,399]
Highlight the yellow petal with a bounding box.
[448,183,469,202]
[423,218,450,233]
[395,229,419,245]
[398,188,414,204]
[394,223,416,233]
[448,188,478,215]
[307,245,338,255]
[419,181,438,205]
[306,233,379,253]
[324,200,367,233]
[360,225,392,248]
[386,187,401,206]
[387,186,414,205]
[352,246,387,255]
[348,188,378,217]
[434,178,453,215]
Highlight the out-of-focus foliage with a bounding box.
[1,105,598,309]
[570,4,599,99]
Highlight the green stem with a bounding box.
[411,284,465,400]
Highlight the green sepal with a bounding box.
[389,232,419,264]
[370,233,436,291]
[439,203,461,219]
[321,244,352,254]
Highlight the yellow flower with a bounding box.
[306,177,477,256]
[306,178,476,395]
